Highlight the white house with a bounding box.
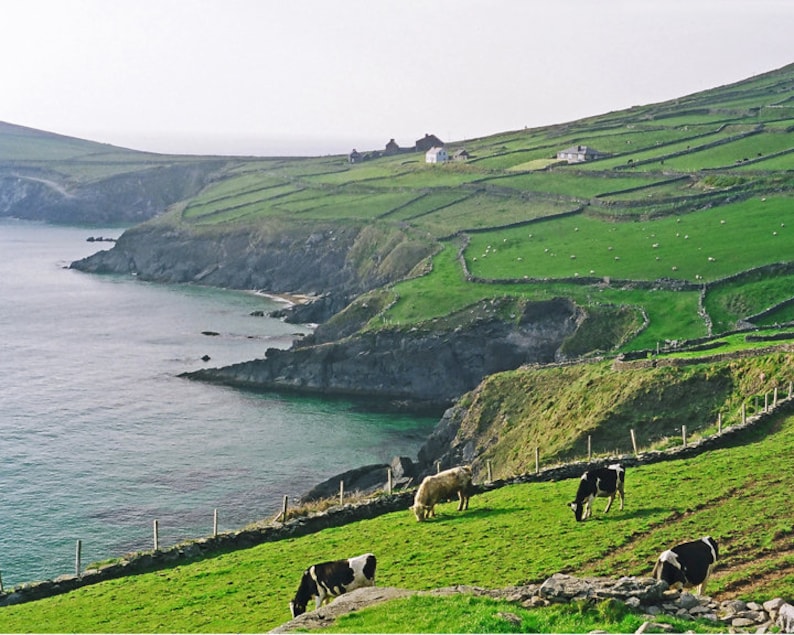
[425,146,448,164]
[556,145,605,163]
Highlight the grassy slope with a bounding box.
[127,62,794,352]
[4,65,794,349]
[2,400,794,633]
[450,351,794,480]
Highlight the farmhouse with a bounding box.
[416,133,444,152]
[425,147,448,164]
[384,138,402,155]
[453,149,470,161]
[557,145,606,163]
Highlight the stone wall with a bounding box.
[272,574,794,633]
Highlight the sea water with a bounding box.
[0,219,436,587]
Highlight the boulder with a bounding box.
[777,603,794,633]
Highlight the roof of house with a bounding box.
[559,145,600,155]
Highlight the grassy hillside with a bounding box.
[5,64,793,348]
[447,349,794,480]
[2,394,793,633]
[107,62,794,353]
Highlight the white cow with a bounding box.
[411,465,473,521]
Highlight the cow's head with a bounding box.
[568,501,585,522]
[652,550,686,589]
[411,503,427,522]
[289,598,307,618]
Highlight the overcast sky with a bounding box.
[2,0,792,156]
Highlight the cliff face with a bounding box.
[184,298,582,411]
[72,221,435,321]
[0,163,224,224]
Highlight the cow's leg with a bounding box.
[584,495,594,519]
[618,486,624,511]
[457,490,470,511]
[697,565,713,596]
[604,492,615,513]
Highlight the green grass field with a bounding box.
[2,406,793,633]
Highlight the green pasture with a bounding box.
[356,165,486,190]
[662,131,794,171]
[378,243,705,349]
[464,196,792,284]
[580,129,734,171]
[734,149,794,170]
[3,409,794,632]
[404,195,576,237]
[480,172,665,199]
[321,593,720,634]
[467,148,558,171]
[379,190,472,223]
[596,176,697,202]
[705,272,794,333]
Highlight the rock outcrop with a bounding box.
[71,221,435,323]
[270,575,794,633]
[0,163,225,224]
[183,297,582,412]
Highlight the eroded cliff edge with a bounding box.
[71,219,436,322]
[183,297,583,412]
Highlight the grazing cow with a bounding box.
[411,465,473,522]
[289,553,376,618]
[568,463,625,522]
[651,536,719,595]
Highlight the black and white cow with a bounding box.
[651,536,719,595]
[568,463,625,522]
[289,553,377,618]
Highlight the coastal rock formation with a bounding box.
[0,163,224,224]
[183,298,582,412]
[71,222,434,323]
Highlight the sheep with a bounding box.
[411,465,473,522]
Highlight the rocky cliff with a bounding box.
[183,297,583,412]
[71,220,435,322]
[0,162,225,224]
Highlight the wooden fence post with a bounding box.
[486,460,493,483]
[213,509,219,537]
[774,387,778,407]
[682,425,687,449]
[75,539,82,578]
[630,429,638,455]
[587,435,592,462]
[281,495,289,522]
[535,447,540,475]
[339,480,344,506]
[764,392,769,413]
[436,460,441,473]
[153,520,159,551]
[717,412,722,434]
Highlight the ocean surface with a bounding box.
[0,220,436,588]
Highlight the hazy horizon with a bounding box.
[3,0,792,157]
